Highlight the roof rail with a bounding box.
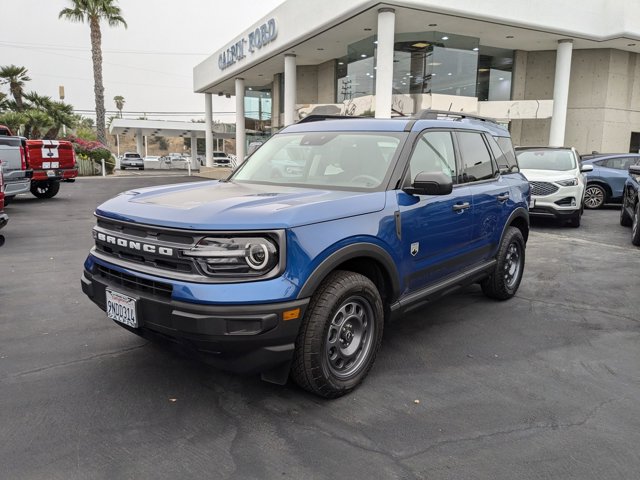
[296,114,363,124]
[414,109,497,124]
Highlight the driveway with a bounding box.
[1,177,638,479]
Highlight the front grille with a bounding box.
[95,264,173,298]
[530,181,559,196]
[95,218,197,274]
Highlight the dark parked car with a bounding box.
[581,153,640,209]
[619,159,640,245]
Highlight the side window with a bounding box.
[408,131,456,183]
[495,136,519,172]
[457,132,495,182]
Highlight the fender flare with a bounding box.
[297,242,401,301]
[500,207,529,245]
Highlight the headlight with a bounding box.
[557,178,578,186]
[183,235,280,277]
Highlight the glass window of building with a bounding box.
[476,47,513,101]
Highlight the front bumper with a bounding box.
[81,265,309,374]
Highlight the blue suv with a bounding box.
[81,111,530,397]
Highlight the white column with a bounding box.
[144,135,148,158]
[190,134,198,169]
[235,77,246,165]
[375,8,396,119]
[284,54,297,126]
[205,93,214,167]
[549,39,573,147]
[135,130,144,156]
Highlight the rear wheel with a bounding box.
[481,227,525,300]
[632,202,640,246]
[584,184,606,209]
[291,270,384,398]
[30,180,60,199]
[3,196,13,206]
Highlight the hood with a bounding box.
[519,169,577,182]
[95,180,386,230]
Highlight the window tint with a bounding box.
[408,131,456,183]
[457,132,495,182]
[602,157,636,170]
[495,136,519,172]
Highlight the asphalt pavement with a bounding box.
[1,175,639,480]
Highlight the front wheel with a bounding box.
[632,202,640,246]
[584,184,606,209]
[481,227,525,300]
[291,270,384,398]
[30,180,60,199]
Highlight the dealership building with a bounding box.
[193,0,640,164]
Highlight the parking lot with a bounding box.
[1,174,639,479]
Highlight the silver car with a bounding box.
[120,152,144,170]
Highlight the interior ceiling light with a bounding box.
[361,54,367,58]
[374,40,378,44]
[412,42,429,48]
[441,36,449,40]
[473,47,479,51]
[338,61,345,65]
[478,68,490,72]
[447,72,452,76]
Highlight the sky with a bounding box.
[0,0,284,122]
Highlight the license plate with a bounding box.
[47,170,56,177]
[106,289,138,328]
[529,198,536,208]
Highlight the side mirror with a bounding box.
[629,164,640,175]
[405,171,453,196]
[580,164,594,173]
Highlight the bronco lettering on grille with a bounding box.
[94,231,174,257]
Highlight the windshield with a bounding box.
[516,149,576,171]
[231,132,406,190]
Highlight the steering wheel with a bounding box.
[350,174,379,186]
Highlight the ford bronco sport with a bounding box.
[82,111,530,398]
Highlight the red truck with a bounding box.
[26,140,78,198]
[0,160,8,230]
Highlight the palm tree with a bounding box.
[113,95,125,118]
[0,65,31,111]
[59,0,127,145]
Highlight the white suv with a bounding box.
[515,147,593,227]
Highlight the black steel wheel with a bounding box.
[30,180,60,199]
[481,226,525,300]
[291,270,384,398]
[584,184,606,209]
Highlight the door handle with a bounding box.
[452,202,470,212]
[497,193,510,202]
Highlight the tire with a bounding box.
[584,184,606,209]
[30,180,60,199]
[481,226,525,300]
[291,270,384,398]
[567,213,581,228]
[632,202,640,246]
[139,167,144,171]
[620,198,633,227]
[120,167,125,170]
[3,196,13,206]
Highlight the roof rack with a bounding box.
[414,109,497,124]
[296,114,364,124]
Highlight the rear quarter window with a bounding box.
[493,136,519,173]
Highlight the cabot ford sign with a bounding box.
[218,18,278,71]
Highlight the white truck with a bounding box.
[0,136,32,204]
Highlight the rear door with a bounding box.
[397,129,474,291]
[455,130,512,260]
